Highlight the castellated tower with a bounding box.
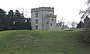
[31,7,57,30]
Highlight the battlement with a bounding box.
[31,7,54,12]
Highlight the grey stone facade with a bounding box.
[31,7,57,30]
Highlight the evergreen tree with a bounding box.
[15,10,21,20]
[7,10,15,29]
[84,16,90,29]
[77,21,84,28]
[0,8,6,30]
[14,10,21,29]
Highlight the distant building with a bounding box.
[31,7,57,30]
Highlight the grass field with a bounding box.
[0,30,89,54]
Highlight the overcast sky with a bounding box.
[0,0,88,23]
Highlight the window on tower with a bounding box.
[51,23,52,26]
[35,19,38,24]
[35,25,38,29]
[36,13,38,17]
[51,19,53,22]
[47,22,48,24]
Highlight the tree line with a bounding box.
[0,8,32,30]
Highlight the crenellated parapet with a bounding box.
[31,7,54,12]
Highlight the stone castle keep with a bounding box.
[31,7,58,30]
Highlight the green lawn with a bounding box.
[0,30,89,54]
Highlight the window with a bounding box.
[57,24,58,26]
[51,19,53,22]
[51,23,52,26]
[36,13,38,17]
[35,25,38,29]
[47,22,48,24]
[36,19,38,24]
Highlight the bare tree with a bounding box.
[71,22,77,28]
[79,0,90,20]
[21,8,28,17]
[86,0,90,5]
[17,8,29,17]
